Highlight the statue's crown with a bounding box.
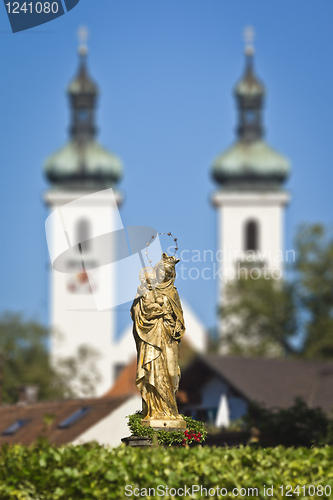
[162,252,180,267]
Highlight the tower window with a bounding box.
[245,110,255,123]
[77,219,90,252]
[245,220,259,251]
[78,109,88,122]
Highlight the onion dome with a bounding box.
[45,141,122,189]
[45,35,122,191]
[212,140,290,189]
[212,36,290,190]
[67,59,98,96]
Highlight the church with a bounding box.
[211,31,291,349]
[43,31,290,398]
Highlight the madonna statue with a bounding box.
[130,252,186,429]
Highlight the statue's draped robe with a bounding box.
[131,278,185,420]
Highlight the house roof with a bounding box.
[103,358,139,398]
[0,395,130,446]
[180,355,333,414]
[103,337,197,400]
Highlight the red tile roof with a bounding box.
[0,395,130,446]
[103,358,139,398]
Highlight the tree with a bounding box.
[0,313,101,404]
[221,274,297,356]
[295,223,333,359]
[245,398,330,447]
[220,223,333,359]
[56,344,101,398]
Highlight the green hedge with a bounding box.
[1,442,333,499]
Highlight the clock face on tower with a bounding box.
[67,268,98,294]
[66,217,98,294]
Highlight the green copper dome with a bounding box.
[45,140,122,189]
[212,140,290,187]
[212,52,290,189]
[44,50,123,190]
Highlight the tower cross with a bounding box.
[78,26,89,56]
[244,26,255,56]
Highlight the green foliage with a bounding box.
[127,411,207,446]
[221,223,333,359]
[0,313,101,403]
[221,275,297,356]
[0,313,66,404]
[246,398,332,447]
[55,344,102,398]
[0,442,333,499]
[295,223,333,359]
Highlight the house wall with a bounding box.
[182,376,248,426]
[228,395,248,421]
[72,395,142,447]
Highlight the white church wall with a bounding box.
[181,300,207,353]
[214,191,290,285]
[45,189,122,397]
[213,190,290,344]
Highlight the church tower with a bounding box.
[44,32,123,396]
[211,30,291,340]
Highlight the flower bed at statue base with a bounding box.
[127,411,207,446]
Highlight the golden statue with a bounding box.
[130,252,186,429]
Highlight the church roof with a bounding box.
[212,139,290,187]
[212,49,290,188]
[234,58,265,98]
[44,47,123,190]
[45,140,122,189]
[67,60,98,96]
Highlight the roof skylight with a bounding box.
[58,406,91,429]
[2,418,31,436]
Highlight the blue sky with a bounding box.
[0,0,332,335]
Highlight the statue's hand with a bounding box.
[163,313,174,322]
[146,307,164,320]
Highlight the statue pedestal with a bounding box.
[121,436,152,447]
[141,418,186,432]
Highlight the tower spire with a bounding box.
[211,30,290,189]
[234,27,265,142]
[67,27,98,144]
[44,30,122,190]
